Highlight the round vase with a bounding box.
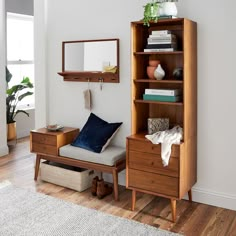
[147,66,157,80]
[159,2,178,17]
[154,64,165,80]
[149,60,160,67]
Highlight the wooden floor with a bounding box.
[1,137,236,236]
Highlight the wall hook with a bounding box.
[99,78,103,91]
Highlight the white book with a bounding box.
[149,34,176,39]
[147,40,177,45]
[145,89,182,96]
[151,30,171,35]
[144,48,175,52]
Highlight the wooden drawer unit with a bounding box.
[30,127,79,156]
[129,169,179,197]
[31,133,57,146]
[128,150,179,177]
[128,138,180,157]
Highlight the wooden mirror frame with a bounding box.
[58,38,119,83]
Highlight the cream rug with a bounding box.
[0,181,181,236]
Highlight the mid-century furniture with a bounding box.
[30,127,126,200]
[58,38,120,83]
[126,18,197,222]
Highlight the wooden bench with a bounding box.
[30,127,126,201]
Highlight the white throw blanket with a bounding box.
[145,126,183,166]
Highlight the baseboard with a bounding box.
[0,145,9,157]
[185,187,236,211]
[17,130,31,139]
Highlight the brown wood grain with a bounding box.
[128,18,197,222]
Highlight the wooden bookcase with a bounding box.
[126,18,197,222]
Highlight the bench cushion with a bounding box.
[59,144,125,166]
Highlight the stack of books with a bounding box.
[143,88,182,102]
[144,30,177,52]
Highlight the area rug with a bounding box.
[0,181,180,236]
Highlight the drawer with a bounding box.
[31,143,57,155]
[128,169,179,197]
[32,133,56,146]
[128,150,179,177]
[128,139,180,157]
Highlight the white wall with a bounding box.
[34,0,236,211]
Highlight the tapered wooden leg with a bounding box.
[131,190,136,211]
[34,154,41,180]
[170,199,177,222]
[188,189,192,202]
[112,169,119,201]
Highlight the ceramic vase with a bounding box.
[147,60,160,79]
[159,2,178,17]
[154,64,165,80]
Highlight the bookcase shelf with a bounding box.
[134,51,183,55]
[134,99,183,106]
[134,79,183,84]
[126,18,197,222]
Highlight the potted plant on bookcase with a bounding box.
[143,0,178,26]
[143,0,160,26]
[159,0,178,17]
[6,67,34,141]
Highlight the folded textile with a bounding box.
[145,126,183,166]
[84,89,92,110]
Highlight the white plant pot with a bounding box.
[159,2,178,17]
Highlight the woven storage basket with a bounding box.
[40,161,99,192]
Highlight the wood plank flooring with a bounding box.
[1,137,236,236]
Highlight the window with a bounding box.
[7,12,34,109]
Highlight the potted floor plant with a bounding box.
[6,67,34,141]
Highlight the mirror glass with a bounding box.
[63,39,118,72]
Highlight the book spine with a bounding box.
[144,48,174,52]
[145,89,180,96]
[158,15,177,19]
[143,94,181,102]
[151,30,171,35]
[146,43,176,49]
[149,34,176,39]
[147,39,176,44]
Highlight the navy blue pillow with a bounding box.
[71,113,122,153]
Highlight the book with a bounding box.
[143,94,181,102]
[145,89,182,96]
[147,38,177,44]
[149,34,176,40]
[144,48,175,52]
[158,15,178,20]
[146,43,177,49]
[151,30,171,35]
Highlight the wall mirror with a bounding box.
[58,38,119,83]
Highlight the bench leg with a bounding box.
[112,169,119,201]
[34,154,41,181]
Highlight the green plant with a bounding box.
[143,1,160,27]
[6,67,34,124]
[143,0,178,26]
